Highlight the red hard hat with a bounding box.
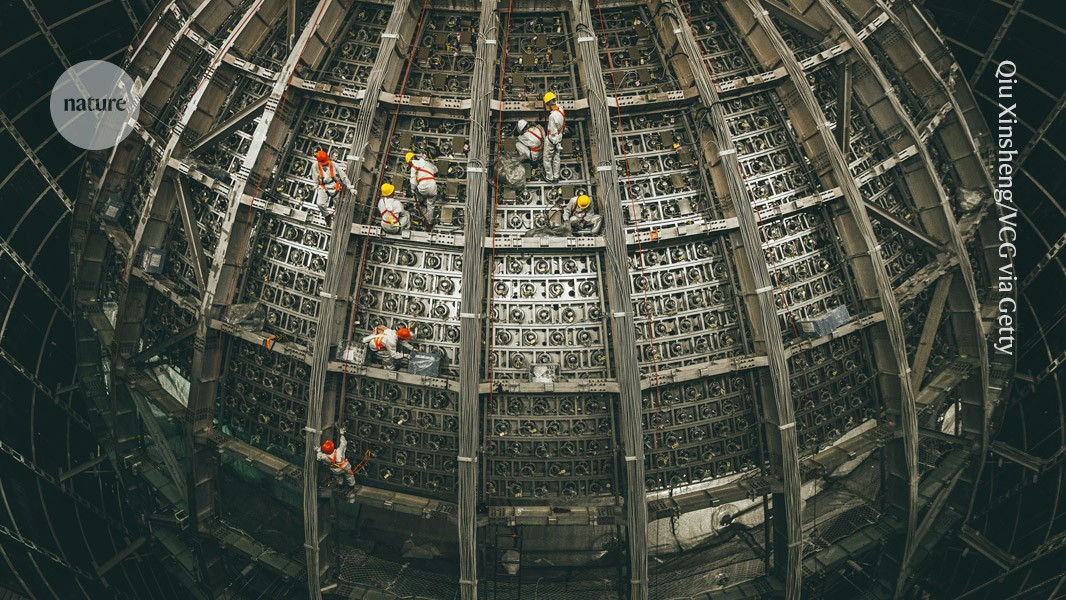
[321,439,334,453]
[315,150,330,164]
[396,327,411,340]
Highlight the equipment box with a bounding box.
[796,305,851,340]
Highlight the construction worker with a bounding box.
[377,183,409,234]
[406,151,438,227]
[317,427,356,499]
[515,119,545,163]
[313,149,351,227]
[361,325,415,370]
[542,92,565,182]
[562,194,603,236]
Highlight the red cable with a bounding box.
[341,0,432,409]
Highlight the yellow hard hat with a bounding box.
[404,151,415,163]
[380,183,395,196]
[543,91,557,104]
[576,194,591,209]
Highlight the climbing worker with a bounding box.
[317,427,356,500]
[515,119,545,163]
[361,325,415,370]
[313,149,351,227]
[562,194,603,236]
[406,151,438,227]
[377,183,410,234]
[542,92,565,182]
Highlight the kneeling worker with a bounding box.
[377,183,409,234]
[563,194,603,236]
[362,325,415,370]
[317,427,356,500]
[515,119,545,163]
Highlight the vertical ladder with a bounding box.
[485,525,523,600]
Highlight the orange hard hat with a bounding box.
[321,439,334,453]
[396,327,411,340]
[315,150,330,164]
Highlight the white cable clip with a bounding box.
[778,422,796,431]
[613,311,627,318]
[460,312,478,319]
[719,148,736,156]
[577,36,596,43]
[484,39,496,45]
[466,166,485,173]
[458,456,475,462]
[597,164,613,172]
[625,455,638,462]
[755,285,772,294]
[302,427,320,434]
[381,33,398,39]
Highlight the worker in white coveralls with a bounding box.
[361,325,415,370]
[542,92,565,182]
[406,151,438,227]
[515,119,545,163]
[313,149,351,227]
[562,194,603,236]
[317,428,356,500]
[377,183,410,234]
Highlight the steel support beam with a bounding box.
[185,95,269,156]
[861,199,946,253]
[128,0,265,278]
[814,4,997,591]
[457,2,497,599]
[835,59,852,152]
[95,537,146,577]
[130,323,197,364]
[968,0,1025,87]
[58,454,109,482]
[910,274,952,389]
[734,3,921,595]
[302,1,409,596]
[571,2,650,597]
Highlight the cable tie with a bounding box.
[755,285,772,294]
[484,39,496,45]
[319,291,336,299]
[597,164,613,172]
[625,455,637,462]
[466,166,486,173]
[778,422,796,430]
[612,311,627,318]
[302,427,320,434]
[577,36,596,43]
[381,33,398,39]
[460,312,478,319]
[673,28,682,34]
[458,456,475,462]
[718,148,736,155]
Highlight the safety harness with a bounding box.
[411,161,436,184]
[318,161,343,197]
[523,126,544,152]
[549,105,566,135]
[326,448,372,476]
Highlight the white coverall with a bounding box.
[378,195,410,234]
[516,124,546,163]
[562,195,603,236]
[361,328,415,369]
[316,433,356,487]
[313,159,352,216]
[408,157,438,226]
[542,105,565,182]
